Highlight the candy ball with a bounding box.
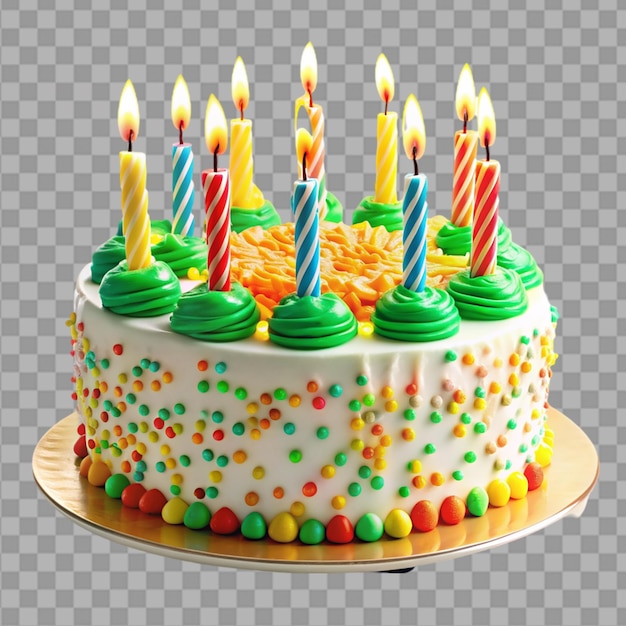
[534,443,553,467]
[87,460,111,487]
[138,488,168,515]
[121,483,146,509]
[299,519,326,545]
[384,509,413,538]
[79,455,92,477]
[440,496,466,525]
[73,435,88,458]
[268,512,299,543]
[507,471,529,499]
[466,486,489,517]
[162,497,189,525]
[355,513,384,542]
[209,507,240,535]
[184,502,212,530]
[524,462,544,491]
[410,500,438,532]
[241,512,267,540]
[326,515,354,544]
[104,473,130,499]
[487,479,511,507]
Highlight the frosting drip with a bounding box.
[99,260,182,317]
[268,293,358,349]
[170,281,260,342]
[352,196,403,232]
[446,267,529,320]
[372,284,461,342]
[497,242,543,289]
[323,192,344,223]
[435,218,512,256]
[230,200,282,233]
[91,236,126,284]
[150,233,207,277]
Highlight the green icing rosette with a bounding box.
[268,293,358,350]
[323,192,343,223]
[497,242,543,289]
[100,260,182,317]
[446,267,528,321]
[170,281,260,342]
[371,284,461,342]
[435,217,513,256]
[230,200,282,233]
[91,236,126,283]
[352,196,403,232]
[151,233,207,277]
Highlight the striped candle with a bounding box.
[202,169,231,291]
[292,178,321,298]
[374,54,398,204]
[471,159,500,277]
[402,173,428,291]
[171,143,195,235]
[451,130,478,227]
[120,152,151,270]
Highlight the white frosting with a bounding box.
[73,264,556,527]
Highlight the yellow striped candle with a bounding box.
[117,80,151,270]
[374,54,398,204]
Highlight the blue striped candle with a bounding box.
[172,143,195,236]
[292,178,321,297]
[402,173,428,292]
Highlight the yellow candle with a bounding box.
[117,80,150,270]
[229,57,264,209]
[374,54,398,205]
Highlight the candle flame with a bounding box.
[300,42,318,97]
[375,53,394,105]
[455,64,476,123]
[118,79,140,142]
[296,127,313,172]
[477,87,496,148]
[204,94,228,155]
[232,56,249,114]
[402,94,425,161]
[171,75,191,131]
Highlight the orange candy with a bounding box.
[410,500,438,532]
[440,495,466,525]
[87,460,111,486]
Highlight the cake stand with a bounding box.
[33,408,598,573]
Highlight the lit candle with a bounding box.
[451,64,478,227]
[201,94,231,292]
[293,128,321,297]
[117,79,151,270]
[471,88,500,278]
[230,57,265,209]
[294,42,329,220]
[401,94,428,292]
[171,75,195,236]
[374,53,398,204]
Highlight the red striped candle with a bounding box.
[202,169,231,291]
[471,159,500,277]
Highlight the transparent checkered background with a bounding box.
[1,1,624,624]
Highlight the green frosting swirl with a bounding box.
[497,242,543,289]
[446,267,529,321]
[116,218,173,237]
[352,196,403,232]
[99,260,182,317]
[91,236,126,283]
[268,293,358,350]
[435,218,513,256]
[371,285,461,342]
[151,233,207,277]
[170,281,260,342]
[323,192,344,223]
[231,200,282,233]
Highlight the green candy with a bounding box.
[466,486,489,517]
[183,502,212,530]
[104,474,130,499]
[241,512,267,540]
[299,519,326,545]
[355,513,384,542]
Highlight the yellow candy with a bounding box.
[487,479,511,507]
[87,460,111,487]
[268,512,299,543]
[535,444,553,468]
[507,471,529,499]
[384,509,413,538]
[161,497,189,525]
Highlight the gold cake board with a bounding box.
[33,408,598,573]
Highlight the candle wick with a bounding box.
[308,89,313,108]
[302,153,307,181]
[413,146,418,176]
[128,129,133,153]
[179,122,183,145]
[214,146,218,173]
[240,104,244,121]
[463,111,468,134]
[485,142,490,162]
[384,99,388,116]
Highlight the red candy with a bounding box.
[138,488,167,515]
[77,423,86,436]
[524,462,544,491]
[312,397,326,410]
[410,500,438,532]
[73,435,87,458]
[194,488,205,499]
[87,438,96,449]
[326,515,354,544]
[210,507,240,535]
[440,496,466,525]
[113,344,123,355]
[121,483,147,509]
